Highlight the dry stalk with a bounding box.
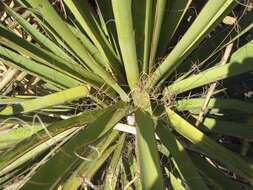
[195,43,234,127]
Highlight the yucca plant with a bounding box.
[0,0,253,189]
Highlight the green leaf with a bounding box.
[0,23,103,87]
[0,85,89,115]
[0,46,82,88]
[104,134,126,190]
[1,2,74,62]
[149,0,168,70]
[135,109,165,190]
[0,127,78,177]
[122,144,142,190]
[190,152,253,190]
[165,108,253,184]
[63,0,122,77]
[95,0,121,56]
[157,0,191,57]
[62,131,120,190]
[175,98,253,113]
[133,0,145,67]
[0,125,43,149]
[165,57,253,95]
[142,0,154,73]
[0,108,106,176]
[177,11,253,82]
[157,122,209,190]
[149,0,236,87]
[67,23,106,68]
[230,39,253,63]
[196,116,253,140]
[165,168,187,190]
[20,102,129,189]
[22,0,129,101]
[112,0,140,90]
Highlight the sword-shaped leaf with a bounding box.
[135,109,165,190]
[0,85,89,115]
[20,102,129,189]
[165,108,253,184]
[157,122,209,190]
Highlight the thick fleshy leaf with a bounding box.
[165,57,253,95]
[165,108,253,184]
[149,0,236,87]
[112,0,140,89]
[0,125,43,149]
[62,132,121,190]
[0,108,106,176]
[165,168,187,190]
[149,0,167,70]
[104,134,126,190]
[196,116,253,140]
[67,24,106,68]
[20,102,129,189]
[135,109,165,190]
[1,2,74,62]
[0,85,89,115]
[141,0,154,73]
[190,152,253,190]
[0,46,82,88]
[175,98,253,113]
[63,0,122,75]
[230,39,253,63]
[0,127,78,177]
[122,144,142,190]
[95,0,121,55]
[22,0,129,101]
[157,123,209,190]
[0,23,102,86]
[177,11,253,82]
[157,0,192,57]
